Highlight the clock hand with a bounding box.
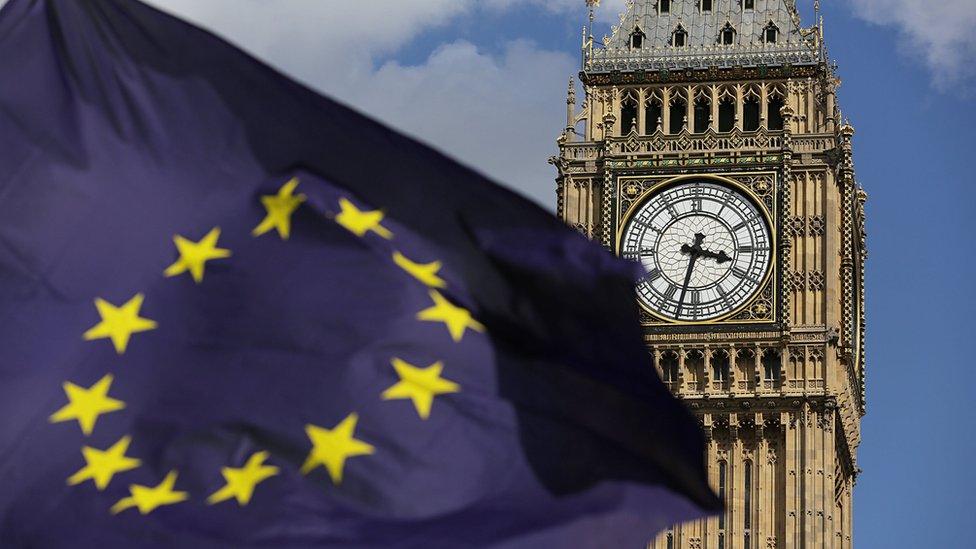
[675,233,705,318]
[680,233,706,256]
[675,253,697,319]
[699,248,732,264]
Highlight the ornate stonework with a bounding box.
[553,1,865,547]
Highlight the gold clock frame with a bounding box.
[615,173,778,326]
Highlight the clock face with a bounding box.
[620,180,772,322]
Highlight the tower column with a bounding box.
[638,88,647,135]
[711,85,720,132]
[760,82,769,129]
[662,87,672,135]
[736,84,744,131]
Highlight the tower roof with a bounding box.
[586,0,821,73]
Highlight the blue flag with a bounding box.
[0,0,719,546]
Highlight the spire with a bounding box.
[585,0,821,73]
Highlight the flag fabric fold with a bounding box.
[0,0,719,547]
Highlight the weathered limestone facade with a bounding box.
[551,1,866,547]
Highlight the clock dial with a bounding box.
[620,181,772,321]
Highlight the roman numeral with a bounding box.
[664,285,678,299]
[646,268,662,282]
[732,266,759,282]
[738,245,754,253]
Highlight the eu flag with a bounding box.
[0,0,719,546]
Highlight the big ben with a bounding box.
[552,1,866,547]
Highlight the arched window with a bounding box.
[669,95,687,134]
[764,23,779,44]
[763,350,781,381]
[672,25,687,47]
[701,0,713,12]
[666,532,674,549]
[693,96,711,134]
[660,0,671,14]
[718,98,735,132]
[718,460,727,549]
[768,95,785,130]
[630,27,646,49]
[712,352,729,382]
[645,98,663,134]
[744,461,753,548]
[620,95,639,135]
[721,23,736,45]
[661,353,679,387]
[743,97,760,131]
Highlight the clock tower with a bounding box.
[552,1,866,547]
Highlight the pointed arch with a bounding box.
[764,21,780,44]
[671,24,688,47]
[645,89,664,135]
[694,88,712,134]
[743,86,761,131]
[720,22,736,45]
[630,26,646,49]
[767,84,787,130]
[668,88,688,134]
[620,90,639,135]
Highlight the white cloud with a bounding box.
[484,0,627,24]
[848,0,976,89]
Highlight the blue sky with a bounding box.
[64,0,976,545]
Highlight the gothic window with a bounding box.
[720,23,736,45]
[671,25,687,47]
[712,352,729,382]
[744,461,753,548]
[764,23,779,44]
[630,27,646,49]
[694,96,711,133]
[661,353,679,386]
[742,0,755,10]
[645,98,663,134]
[621,94,639,135]
[660,0,671,14]
[666,532,674,549]
[768,95,785,130]
[743,97,760,131]
[701,0,713,12]
[669,95,687,134]
[718,98,735,132]
[763,350,781,381]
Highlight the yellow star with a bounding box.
[82,293,157,354]
[393,251,447,288]
[207,451,280,506]
[300,413,375,485]
[252,177,306,239]
[111,471,189,515]
[67,435,141,490]
[335,198,392,239]
[416,290,484,342]
[163,227,231,283]
[381,358,460,420]
[49,374,126,436]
